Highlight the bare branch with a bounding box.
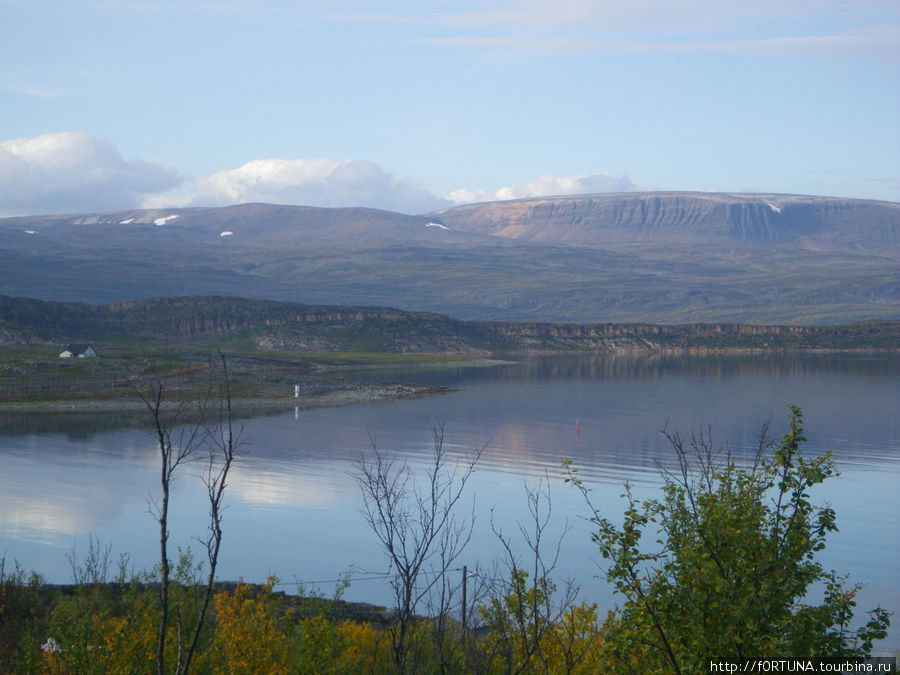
[354,421,485,673]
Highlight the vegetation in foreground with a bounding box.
[0,407,890,673]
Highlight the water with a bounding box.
[1,353,898,649]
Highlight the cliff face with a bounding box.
[2,295,897,352]
[0,295,450,340]
[429,193,900,254]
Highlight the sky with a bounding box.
[1,0,898,216]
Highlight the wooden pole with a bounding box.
[461,565,467,632]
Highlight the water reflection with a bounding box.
[0,353,897,649]
[0,412,148,439]
[356,352,900,386]
[0,407,287,439]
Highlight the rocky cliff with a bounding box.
[1,295,896,353]
[428,192,900,254]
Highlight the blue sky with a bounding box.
[1,0,898,215]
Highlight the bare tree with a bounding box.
[66,535,131,586]
[138,372,203,675]
[180,352,241,674]
[483,477,579,674]
[133,349,241,675]
[355,423,485,674]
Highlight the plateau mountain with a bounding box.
[428,192,899,252]
[0,192,896,324]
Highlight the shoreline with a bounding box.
[0,382,454,414]
[0,357,514,414]
[2,350,896,414]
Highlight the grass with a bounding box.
[0,338,476,405]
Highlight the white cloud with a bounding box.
[0,132,183,216]
[177,157,451,214]
[150,163,653,212]
[0,131,652,215]
[447,172,648,204]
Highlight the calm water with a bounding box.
[1,353,898,649]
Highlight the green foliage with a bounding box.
[477,570,607,674]
[0,559,46,673]
[44,548,211,674]
[567,406,891,673]
[480,568,557,673]
[293,568,352,621]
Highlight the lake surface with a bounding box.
[2,353,898,650]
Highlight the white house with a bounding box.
[59,343,97,358]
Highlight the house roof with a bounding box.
[63,343,94,354]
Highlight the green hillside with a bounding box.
[2,295,897,354]
[1,194,897,324]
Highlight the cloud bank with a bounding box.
[447,172,647,204]
[0,132,183,216]
[151,158,648,213]
[0,132,650,216]
[184,158,451,214]
[182,161,646,212]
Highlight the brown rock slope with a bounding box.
[428,192,900,255]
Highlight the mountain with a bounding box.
[427,192,900,252]
[0,194,897,324]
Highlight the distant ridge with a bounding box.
[1,295,896,353]
[0,193,897,324]
[5,192,897,252]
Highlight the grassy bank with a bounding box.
[0,342,466,411]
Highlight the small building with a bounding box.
[59,343,97,359]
